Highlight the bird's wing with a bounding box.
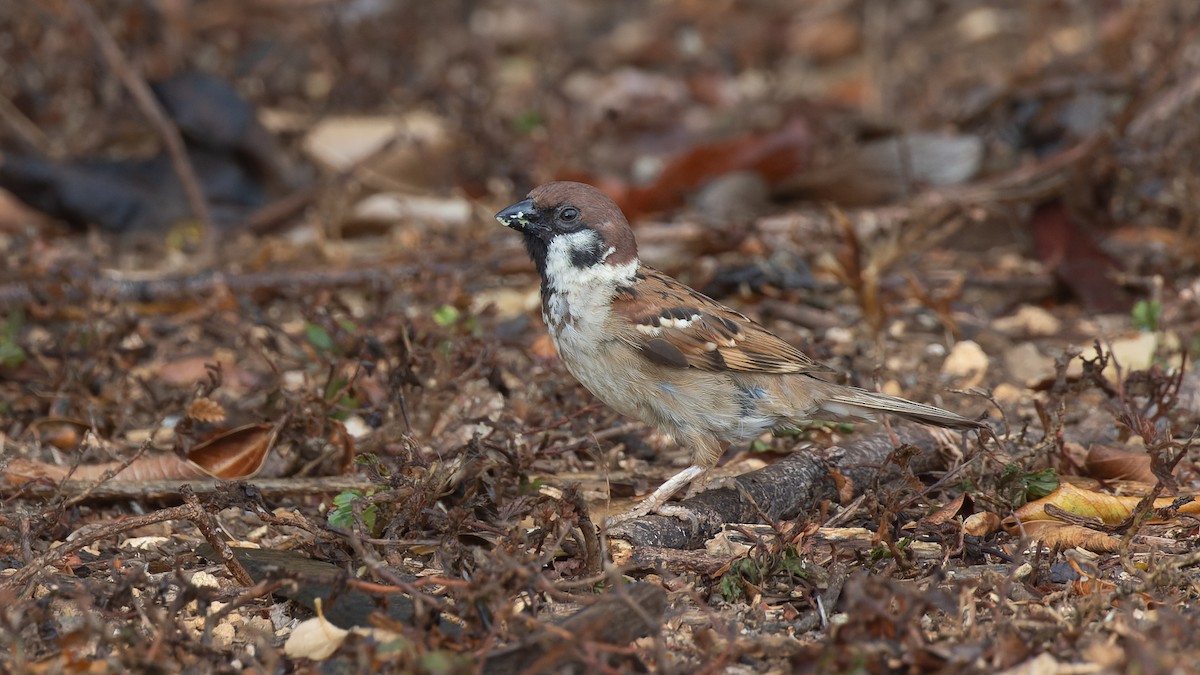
[610,267,835,375]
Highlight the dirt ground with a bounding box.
[3,1,1200,673]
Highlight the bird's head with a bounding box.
[496,181,638,282]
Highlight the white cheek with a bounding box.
[543,231,638,294]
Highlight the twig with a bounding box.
[0,97,52,155]
[181,484,254,586]
[4,475,383,502]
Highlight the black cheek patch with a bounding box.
[569,242,606,268]
[641,338,689,368]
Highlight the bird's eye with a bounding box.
[558,207,579,223]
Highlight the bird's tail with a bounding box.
[816,386,981,430]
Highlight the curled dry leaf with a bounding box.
[1030,200,1130,313]
[186,422,277,479]
[150,354,262,393]
[1085,444,1156,483]
[921,492,974,526]
[782,132,984,206]
[3,458,70,484]
[316,419,357,476]
[830,468,854,503]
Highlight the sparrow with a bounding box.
[496,181,981,525]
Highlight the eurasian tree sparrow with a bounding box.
[496,181,981,524]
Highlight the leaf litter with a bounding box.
[3,1,1200,673]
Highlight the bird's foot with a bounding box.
[603,501,700,528]
[602,464,707,528]
[654,503,702,525]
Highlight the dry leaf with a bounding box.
[186,423,276,479]
[2,458,70,484]
[922,492,974,526]
[1,454,208,486]
[1005,481,1193,529]
[1013,521,1121,552]
[1085,444,1156,483]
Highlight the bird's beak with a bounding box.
[495,198,538,232]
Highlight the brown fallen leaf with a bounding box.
[2,454,207,486]
[1084,444,1157,483]
[1029,199,1130,313]
[186,422,276,479]
[921,492,974,526]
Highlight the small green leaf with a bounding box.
[748,439,772,452]
[0,311,26,368]
[304,322,335,353]
[421,650,471,674]
[780,547,808,577]
[513,110,544,134]
[1020,468,1059,499]
[328,489,378,531]
[432,305,461,328]
[520,476,547,494]
[1131,299,1162,332]
[719,573,744,602]
[0,341,26,368]
[868,543,892,563]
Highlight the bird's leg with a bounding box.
[682,440,731,497]
[605,464,706,526]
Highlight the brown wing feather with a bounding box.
[611,267,834,375]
